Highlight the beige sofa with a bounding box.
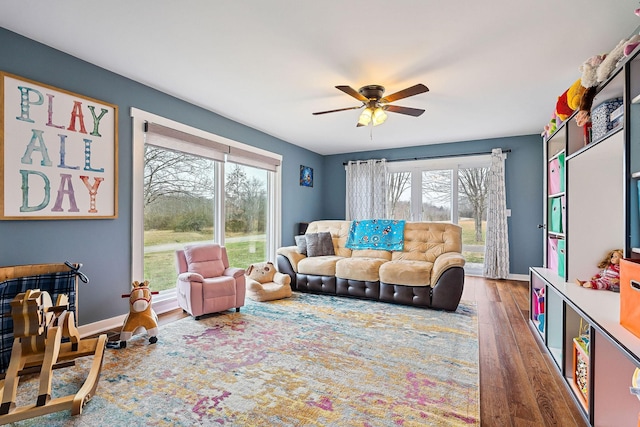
[276,220,466,311]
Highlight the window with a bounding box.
[421,170,452,221]
[131,109,282,300]
[387,155,491,274]
[224,162,268,268]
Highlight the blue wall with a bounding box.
[0,28,323,324]
[322,135,543,275]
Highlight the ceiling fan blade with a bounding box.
[384,105,425,117]
[312,105,362,115]
[380,84,429,103]
[336,85,369,102]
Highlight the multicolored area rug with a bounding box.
[9,293,479,426]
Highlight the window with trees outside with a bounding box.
[386,155,491,276]
[131,109,281,298]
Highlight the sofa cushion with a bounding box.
[336,257,388,282]
[298,256,344,276]
[351,249,392,260]
[294,235,307,255]
[306,232,335,257]
[392,222,462,263]
[379,260,433,287]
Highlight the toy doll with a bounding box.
[575,249,623,292]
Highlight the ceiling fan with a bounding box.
[312,83,429,127]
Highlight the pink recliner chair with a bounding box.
[175,243,246,319]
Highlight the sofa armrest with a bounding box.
[178,272,204,283]
[224,267,245,279]
[431,252,466,285]
[276,246,306,273]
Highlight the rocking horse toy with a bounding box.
[117,280,159,347]
[0,289,107,423]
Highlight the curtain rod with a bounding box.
[342,149,511,165]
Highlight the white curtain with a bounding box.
[345,159,388,220]
[483,148,510,279]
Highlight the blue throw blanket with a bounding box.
[345,219,405,251]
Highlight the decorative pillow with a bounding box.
[295,235,307,255]
[305,232,335,257]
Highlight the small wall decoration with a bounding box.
[1,72,118,219]
[300,165,313,187]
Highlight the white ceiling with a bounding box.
[1,1,638,155]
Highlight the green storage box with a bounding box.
[549,197,563,233]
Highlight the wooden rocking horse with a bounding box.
[0,289,107,424]
[118,281,159,347]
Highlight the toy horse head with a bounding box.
[120,280,160,345]
[122,281,158,313]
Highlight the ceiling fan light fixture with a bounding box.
[358,107,373,126]
[372,107,387,126]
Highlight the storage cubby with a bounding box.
[545,286,563,367]
[530,273,546,335]
[531,32,640,426]
[530,268,640,425]
[571,337,589,409]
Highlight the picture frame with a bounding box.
[300,165,313,187]
[1,72,118,219]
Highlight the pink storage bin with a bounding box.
[548,237,559,272]
[548,158,561,195]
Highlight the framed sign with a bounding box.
[1,72,118,219]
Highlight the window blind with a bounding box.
[144,122,227,162]
[227,146,281,172]
[145,122,281,171]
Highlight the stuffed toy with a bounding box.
[624,37,640,57]
[628,9,640,58]
[119,280,159,345]
[541,115,557,139]
[575,249,623,292]
[575,54,606,127]
[597,36,640,83]
[546,78,585,136]
[245,261,292,302]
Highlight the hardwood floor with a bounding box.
[462,276,587,427]
[107,276,587,426]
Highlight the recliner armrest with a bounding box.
[178,272,204,283]
[224,267,245,278]
[431,252,466,285]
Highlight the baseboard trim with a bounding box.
[465,273,529,282]
[78,298,180,338]
[78,314,127,338]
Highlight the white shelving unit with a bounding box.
[531,34,640,426]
